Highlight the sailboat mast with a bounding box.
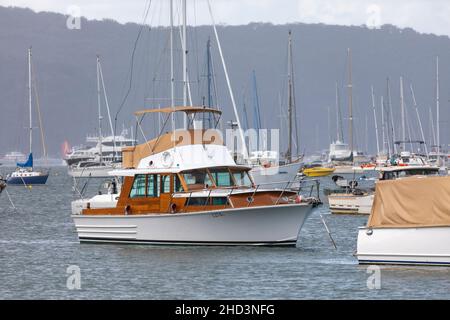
[381,96,387,156]
[286,30,293,162]
[182,0,188,128]
[206,38,212,108]
[371,86,380,155]
[96,56,103,165]
[28,47,32,155]
[169,0,175,134]
[386,78,396,154]
[335,82,343,142]
[436,56,440,161]
[410,84,428,156]
[347,48,353,155]
[400,76,405,150]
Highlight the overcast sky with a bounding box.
[1,0,448,37]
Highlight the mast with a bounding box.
[182,0,188,128]
[206,37,212,108]
[436,56,440,162]
[400,76,405,150]
[98,57,118,161]
[206,0,248,159]
[328,106,332,144]
[386,78,396,154]
[170,0,175,133]
[410,84,428,156]
[28,47,33,155]
[429,107,436,148]
[286,30,293,162]
[335,82,344,142]
[347,48,353,155]
[371,86,380,155]
[252,70,262,131]
[381,96,387,156]
[96,56,103,165]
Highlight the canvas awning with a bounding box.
[367,176,450,228]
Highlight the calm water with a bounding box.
[0,167,449,299]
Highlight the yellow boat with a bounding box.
[302,167,336,177]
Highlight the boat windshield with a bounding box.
[334,144,348,151]
[231,170,253,187]
[182,169,214,190]
[209,168,234,187]
[381,168,439,180]
[181,168,252,190]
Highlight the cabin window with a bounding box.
[130,175,146,198]
[211,197,228,205]
[185,197,208,206]
[182,169,213,190]
[147,174,159,197]
[161,175,171,193]
[175,175,183,192]
[185,197,228,206]
[232,170,252,187]
[210,169,233,187]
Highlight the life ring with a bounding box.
[162,151,174,168]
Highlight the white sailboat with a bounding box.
[248,31,303,188]
[67,56,135,178]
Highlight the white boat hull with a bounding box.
[250,162,302,189]
[72,203,315,246]
[328,193,374,215]
[356,226,450,266]
[68,166,116,178]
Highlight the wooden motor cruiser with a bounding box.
[71,107,321,246]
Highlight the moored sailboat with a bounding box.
[6,47,49,186]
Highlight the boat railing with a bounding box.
[167,175,321,213]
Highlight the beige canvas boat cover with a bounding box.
[367,176,450,228]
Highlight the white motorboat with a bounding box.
[68,160,120,178]
[0,151,27,167]
[248,151,302,189]
[71,107,320,246]
[356,175,450,266]
[329,141,352,163]
[327,165,439,215]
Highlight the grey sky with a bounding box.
[0,0,448,37]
